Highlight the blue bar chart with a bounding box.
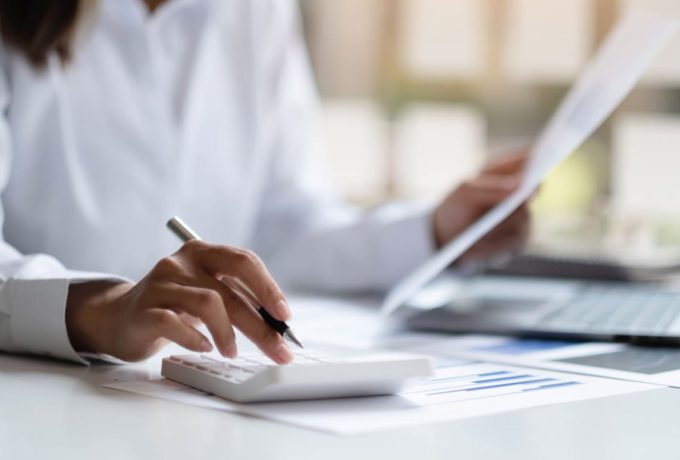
[405,361,582,406]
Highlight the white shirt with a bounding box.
[0,0,434,363]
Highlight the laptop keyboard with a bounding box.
[538,285,680,335]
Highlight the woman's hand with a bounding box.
[65,240,294,364]
[433,151,531,263]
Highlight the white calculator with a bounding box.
[161,350,433,403]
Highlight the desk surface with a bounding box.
[2,351,679,460]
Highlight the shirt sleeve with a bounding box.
[0,52,128,364]
[0,257,129,364]
[248,0,437,293]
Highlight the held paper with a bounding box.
[383,9,679,315]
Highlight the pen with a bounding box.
[166,216,304,349]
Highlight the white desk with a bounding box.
[2,354,679,459]
[2,294,680,460]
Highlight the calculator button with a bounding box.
[230,371,253,381]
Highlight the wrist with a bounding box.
[65,281,132,354]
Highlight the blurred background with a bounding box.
[298,0,680,262]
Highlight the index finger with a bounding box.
[187,242,290,321]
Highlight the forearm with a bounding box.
[264,203,437,293]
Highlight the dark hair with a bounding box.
[0,0,84,69]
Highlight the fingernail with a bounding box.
[274,344,293,364]
[200,339,213,353]
[225,343,238,359]
[274,299,291,319]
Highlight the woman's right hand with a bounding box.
[65,240,294,364]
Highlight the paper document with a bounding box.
[417,334,680,388]
[382,9,679,315]
[104,358,653,435]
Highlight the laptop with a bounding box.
[399,273,680,345]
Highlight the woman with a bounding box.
[0,0,529,365]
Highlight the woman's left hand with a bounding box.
[433,151,532,263]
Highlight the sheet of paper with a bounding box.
[382,9,679,316]
[288,295,451,350]
[414,334,680,388]
[103,359,654,436]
